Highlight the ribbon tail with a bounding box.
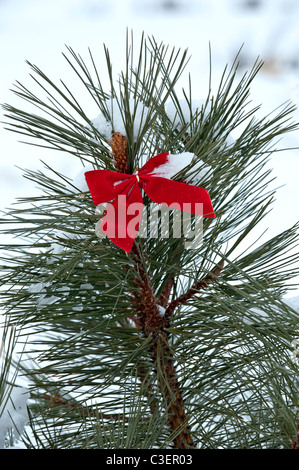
[100,181,144,252]
[141,176,215,218]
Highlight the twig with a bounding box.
[159,278,174,308]
[164,259,224,320]
[42,393,128,420]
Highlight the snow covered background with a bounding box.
[0,0,299,448]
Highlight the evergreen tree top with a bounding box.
[1,32,299,449]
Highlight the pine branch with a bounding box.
[110,133,195,448]
[164,259,224,319]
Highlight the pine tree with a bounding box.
[1,32,299,449]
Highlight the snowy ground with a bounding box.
[0,0,299,448]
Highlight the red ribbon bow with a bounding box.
[85,152,215,252]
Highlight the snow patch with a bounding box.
[165,98,208,129]
[153,152,212,185]
[0,386,29,449]
[91,98,150,141]
[28,281,70,309]
[158,305,166,317]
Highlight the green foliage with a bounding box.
[0,320,18,420]
[1,32,299,448]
